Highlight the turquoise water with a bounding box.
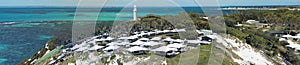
[0,58,7,63]
[0,22,58,65]
[0,7,232,65]
[0,7,233,22]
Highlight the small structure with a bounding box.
[118,42,130,46]
[94,39,104,43]
[88,45,105,52]
[246,20,259,24]
[147,32,156,36]
[282,34,293,40]
[103,46,120,53]
[151,37,162,42]
[171,29,186,33]
[196,30,213,36]
[142,41,163,49]
[95,37,114,43]
[162,30,171,33]
[235,22,243,27]
[200,17,209,20]
[106,42,119,46]
[199,41,212,45]
[292,36,300,41]
[151,46,177,57]
[186,40,201,46]
[74,46,89,53]
[156,30,165,34]
[102,33,109,38]
[267,30,286,37]
[130,41,144,46]
[104,37,114,43]
[139,38,150,42]
[167,44,186,53]
[133,31,140,35]
[286,43,300,51]
[163,37,175,44]
[256,23,272,28]
[173,39,184,43]
[118,37,128,41]
[127,46,148,55]
[281,34,300,41]
[201,36,213,42]
[128,36,138,42]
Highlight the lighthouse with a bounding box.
[133,5,138,21]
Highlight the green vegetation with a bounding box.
[34,45,63,65]
[21,9,300,65]
[224,10,300,64]
[167,45,238,65]
[58,55,77,65]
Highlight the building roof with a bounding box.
[103,46,120,51]
[143,41,163,46]
[174,39,184,43]
[246,20,259,24]
[197,29,213,35]
[151,37,162,41]
[151,46,177,52]
[267,30,286,34]
[147,32,156,35]
[128,36,138,39]
[130,41,144,45]
[163,37,174,42]
[140,32,148,36]
[88,45,105,50]
[186,40,201,44]
[167,44,185,48]
[199,41,212,44]
[282,35,293,38]
[106,42,119,46]
[162,30,171,33]
[139,38,150,41]
[127,46,148,52]
[296,33,300,36]
[75,47,88,52]
[118,37,128,40]
[292,36,300,39]
[156,30,164,34]
[171,29,186,32]
[105,37,114,40]
[94,39,103,42]
[205,35,215,39]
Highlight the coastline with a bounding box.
[17,21,115,65]
[9,6,300,64]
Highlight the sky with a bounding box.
[0,0,299,7]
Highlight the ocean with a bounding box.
[0,7,232,64]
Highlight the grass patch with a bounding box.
[34,45,63,65]
[167,44,238,65]
[166,55,180,65]
[197,45,212,65]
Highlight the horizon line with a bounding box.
[0,4,299,8]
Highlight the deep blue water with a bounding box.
[0,7,232,65]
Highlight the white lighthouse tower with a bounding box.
[133,5,138,21]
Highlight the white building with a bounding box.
[151,46,177,56]
[127,46,148,54]
[103,46,120,53]
[246,20,259,24]
[133,5,138,21]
